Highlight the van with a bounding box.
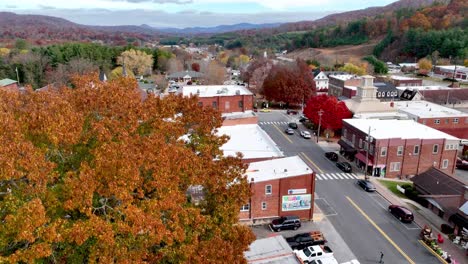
[269,215,301,232]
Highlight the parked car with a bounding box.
[356,180,376,192]
[288,122,298,129]
[269,215,301,232]
[287,109,298,115]
[301,131,312,139]
[388,205,414,223]
[336,162,352,173]
[324,152,338,162]
[299,115,309,123]
[260,108,271,113]
[285,128,295,135]
[456,157,468,170]
[285,231,326,250]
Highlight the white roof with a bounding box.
[217,124,283,159]
[343,119,459,140]
[353,112,409,120]
[222,110,256,120]
[436,65,468,72]
[246,156,312,183]
[388,100,468,118]
[399,63,418,67]
[390,75,421,81]
[344,85,357,91]
[329,74,360,81]
[182,85,253,97]
[395,86,455,91]
[244,236,299,264]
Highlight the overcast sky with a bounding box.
[1,0,397,28]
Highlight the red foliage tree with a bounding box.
[303,94,353,131]
[262,59,315,105]
[191,62,201,72]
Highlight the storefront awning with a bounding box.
[355,152,373,166]
[449,213,468,230]
[338,139,357,153]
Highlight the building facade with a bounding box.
[313,71,329,94]
[434,65,468,80]
[239,156,315,222]
[0,78,18,90]
[340,119,460,178]
[389,75,423,87]
[328,75,361,97]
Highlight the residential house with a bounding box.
[0,78,18,90]
[239,156,315,222]
[411,168,466,224]
[313,71,329,94]
[340,119,460,178]
[374,82,399,101]
[182,85,254,115]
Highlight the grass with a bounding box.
[377,179,411,199]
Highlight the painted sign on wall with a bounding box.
[282,194,311,211]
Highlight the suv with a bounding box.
[288,122,298,129]
[336,162,352,172]
[324,152,338,162]
[388,205,414,223]
[357,179,376,192]
[285,232,326,250]
[269,216,301,232]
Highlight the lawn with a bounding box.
[377,179,411,199]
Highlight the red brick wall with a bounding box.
[239,173,315,221]
[342,87,357,99]
[418,117,468,139]
[0,83,19,91]
[198,94,253,114]
[392,79,423,87]
[222,116,258,126]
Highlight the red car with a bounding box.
[388,205,414,223]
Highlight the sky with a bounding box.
[1,0,398,28]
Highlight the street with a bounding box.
[255,110,439,264]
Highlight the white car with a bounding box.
[300,131,311,139]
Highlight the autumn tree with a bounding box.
[418,58,432,74]
[339,62,367,75]
[262,59,315,106]
[0,74,254,263]
[117,49,153,76]
[303,94,353,133]
[204,61,226,85]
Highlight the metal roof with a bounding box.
[0,78,17,87]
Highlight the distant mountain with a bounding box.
[155,23,282,34]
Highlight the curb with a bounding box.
[417,240,448,264]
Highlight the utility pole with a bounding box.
[15,67,20,85]
[317,109,324,143]
[365,126,373,181]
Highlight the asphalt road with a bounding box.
[257,110,439,264]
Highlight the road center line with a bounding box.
[300,152,324,174]
[273,124,293,144]
[346,196,416,264]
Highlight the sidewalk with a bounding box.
[372,179,467,264]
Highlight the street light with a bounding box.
[316,109,324,143]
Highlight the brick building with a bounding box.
[239,156,315,222]
[0,78,18,90]
[182,85,253,114]
[389,75,423,87]
[328,74,361,97]
[386,100,468,140]
[341,85,357,99]
[340,119,460,178]
[434,65,468,80]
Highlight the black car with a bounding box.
[285,232,326,250]
[388,205,414,223]
[299,115,309,123]
[336,162,352,173]
[357,179,376,192]
[324,152,338,162]
[288,122,298,129]
[269,215,301,232]
[285,128,295,135]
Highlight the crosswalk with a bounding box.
[316,172,359,181]
[259,121,289,125]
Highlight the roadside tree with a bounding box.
[303,94,353,132]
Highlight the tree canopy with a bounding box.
[0,74,254,263]
[304,94,353,131]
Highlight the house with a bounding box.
[434,65,468,80]
[0,78,18,90]
[341,119,460,178]
[182,85,254,115]
[411,168,466,224]
[217,124,283,163]
[396,86,468,109]
[328,74,361,97]
[244,236,300,264]
[239,156,315,223]
[389,75,423,87]
[313,71,329,94]
[386,100,468,140]
[167,70,204,83]
[374,82,399,101]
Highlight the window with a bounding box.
[413,145,420,155]
[343,129,347,138]
[359,139,363,149]
[225,101,230,110]
[238,100,243,108]
[369,145,374,155]
[387,91,390,96]
[377,92,381,97]
[433,144,439,154]
[352,134,356,145]
[434,119,440,124]
[422,120,426,125]
[390,162,401,172]
[445,119,449,124]
[453,118,459,124]
[265,185,272,195]
[198,102,203,107]
[397,146,403,156]
[380,147,387,157]
[445,144,457,150]
[442,159,449,169]
[212,101,217,109]
[262,202,267,210]
[240,204,250,211]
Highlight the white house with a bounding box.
[314,71,329,93]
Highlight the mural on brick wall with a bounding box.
[282,194,311,211]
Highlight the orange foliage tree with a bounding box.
[0,74,254,263]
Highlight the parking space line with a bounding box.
[346,196,416,264]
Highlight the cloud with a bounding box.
[110,0,193,3]
[39,5,57,10]
[5,5,17,9]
